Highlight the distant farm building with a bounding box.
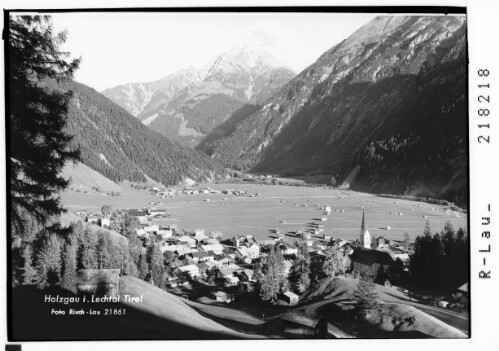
[86,214,101,225]
[127,209,149,224]
[99,217,111,227]
[158,227,173,239]
[210,231,223,238]
[282,291,299,305]
[148,208,167,217]
[281,310,327,338]
[75,269,120,297]
[194,229,206,239]
[213,291,234,303]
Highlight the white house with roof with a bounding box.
[225,276,240,287]
[232,235,245,248]
[237,243,260,259]
[239,269,256,283]
[144,224,159,235]
[177,235,197,248]
[176,264,200,278]
[86,214,101,225]
[210,231,223,238]
[158,227,173,239]
[136,228,148,237]
[176,247,197,256]
[201,243,224,255]
[215,257,238,269]
[194,229,206,240]
[99,217,111,227]
[282,291,299,305]
[279,245,298,256]
[204,238,221,245]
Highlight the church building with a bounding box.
[350,209,396,277]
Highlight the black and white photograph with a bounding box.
[5,6,475,344]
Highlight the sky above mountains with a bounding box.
[50,12,375,91]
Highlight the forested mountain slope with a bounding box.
[44,80,222,186]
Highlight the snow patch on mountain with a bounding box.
[142,113,159,126]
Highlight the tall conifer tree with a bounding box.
[8,15,80,233]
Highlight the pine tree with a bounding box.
[121,243,139,277]
[403,232,411,250]
[138,252,149,280]
[61,233,77,293]
[21,244,37,285]
[322,245,345,278]
[35,233,62,289]
[259,246,287,302]
[101,205,112,217]
[8,15,80,233]
[148,244,164,287]
[77,227,97,269]
[354,276,381,316]
[290,242,311,293]
[96,231,111,269]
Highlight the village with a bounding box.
[77,182,468,313]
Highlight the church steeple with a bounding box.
[361,209,368,232]
[360,209,371,249]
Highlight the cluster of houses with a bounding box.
[148,230,263,292]
[80,206,170,229]
[147,186,261,200]
[80,202,419,306]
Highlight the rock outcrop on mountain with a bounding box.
[199,16,467,203]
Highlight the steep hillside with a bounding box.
[203,16,467,203]
[104,46,295,147]
[43,79,221,187]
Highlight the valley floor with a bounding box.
[61,180,467,242]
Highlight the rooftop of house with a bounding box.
[281,310,322,328]
[350,247,395,266]
[283,290,299,299]
[196,262,209,270]
[127,210,148,216]
[218,268,239,277]
[458,282,468,293]
[177,264,199,272]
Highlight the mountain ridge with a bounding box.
[102,46,295,148]
[199,15,467,203]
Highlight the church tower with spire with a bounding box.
[360,209,371,249]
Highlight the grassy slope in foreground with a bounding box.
[301,277,467,338]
